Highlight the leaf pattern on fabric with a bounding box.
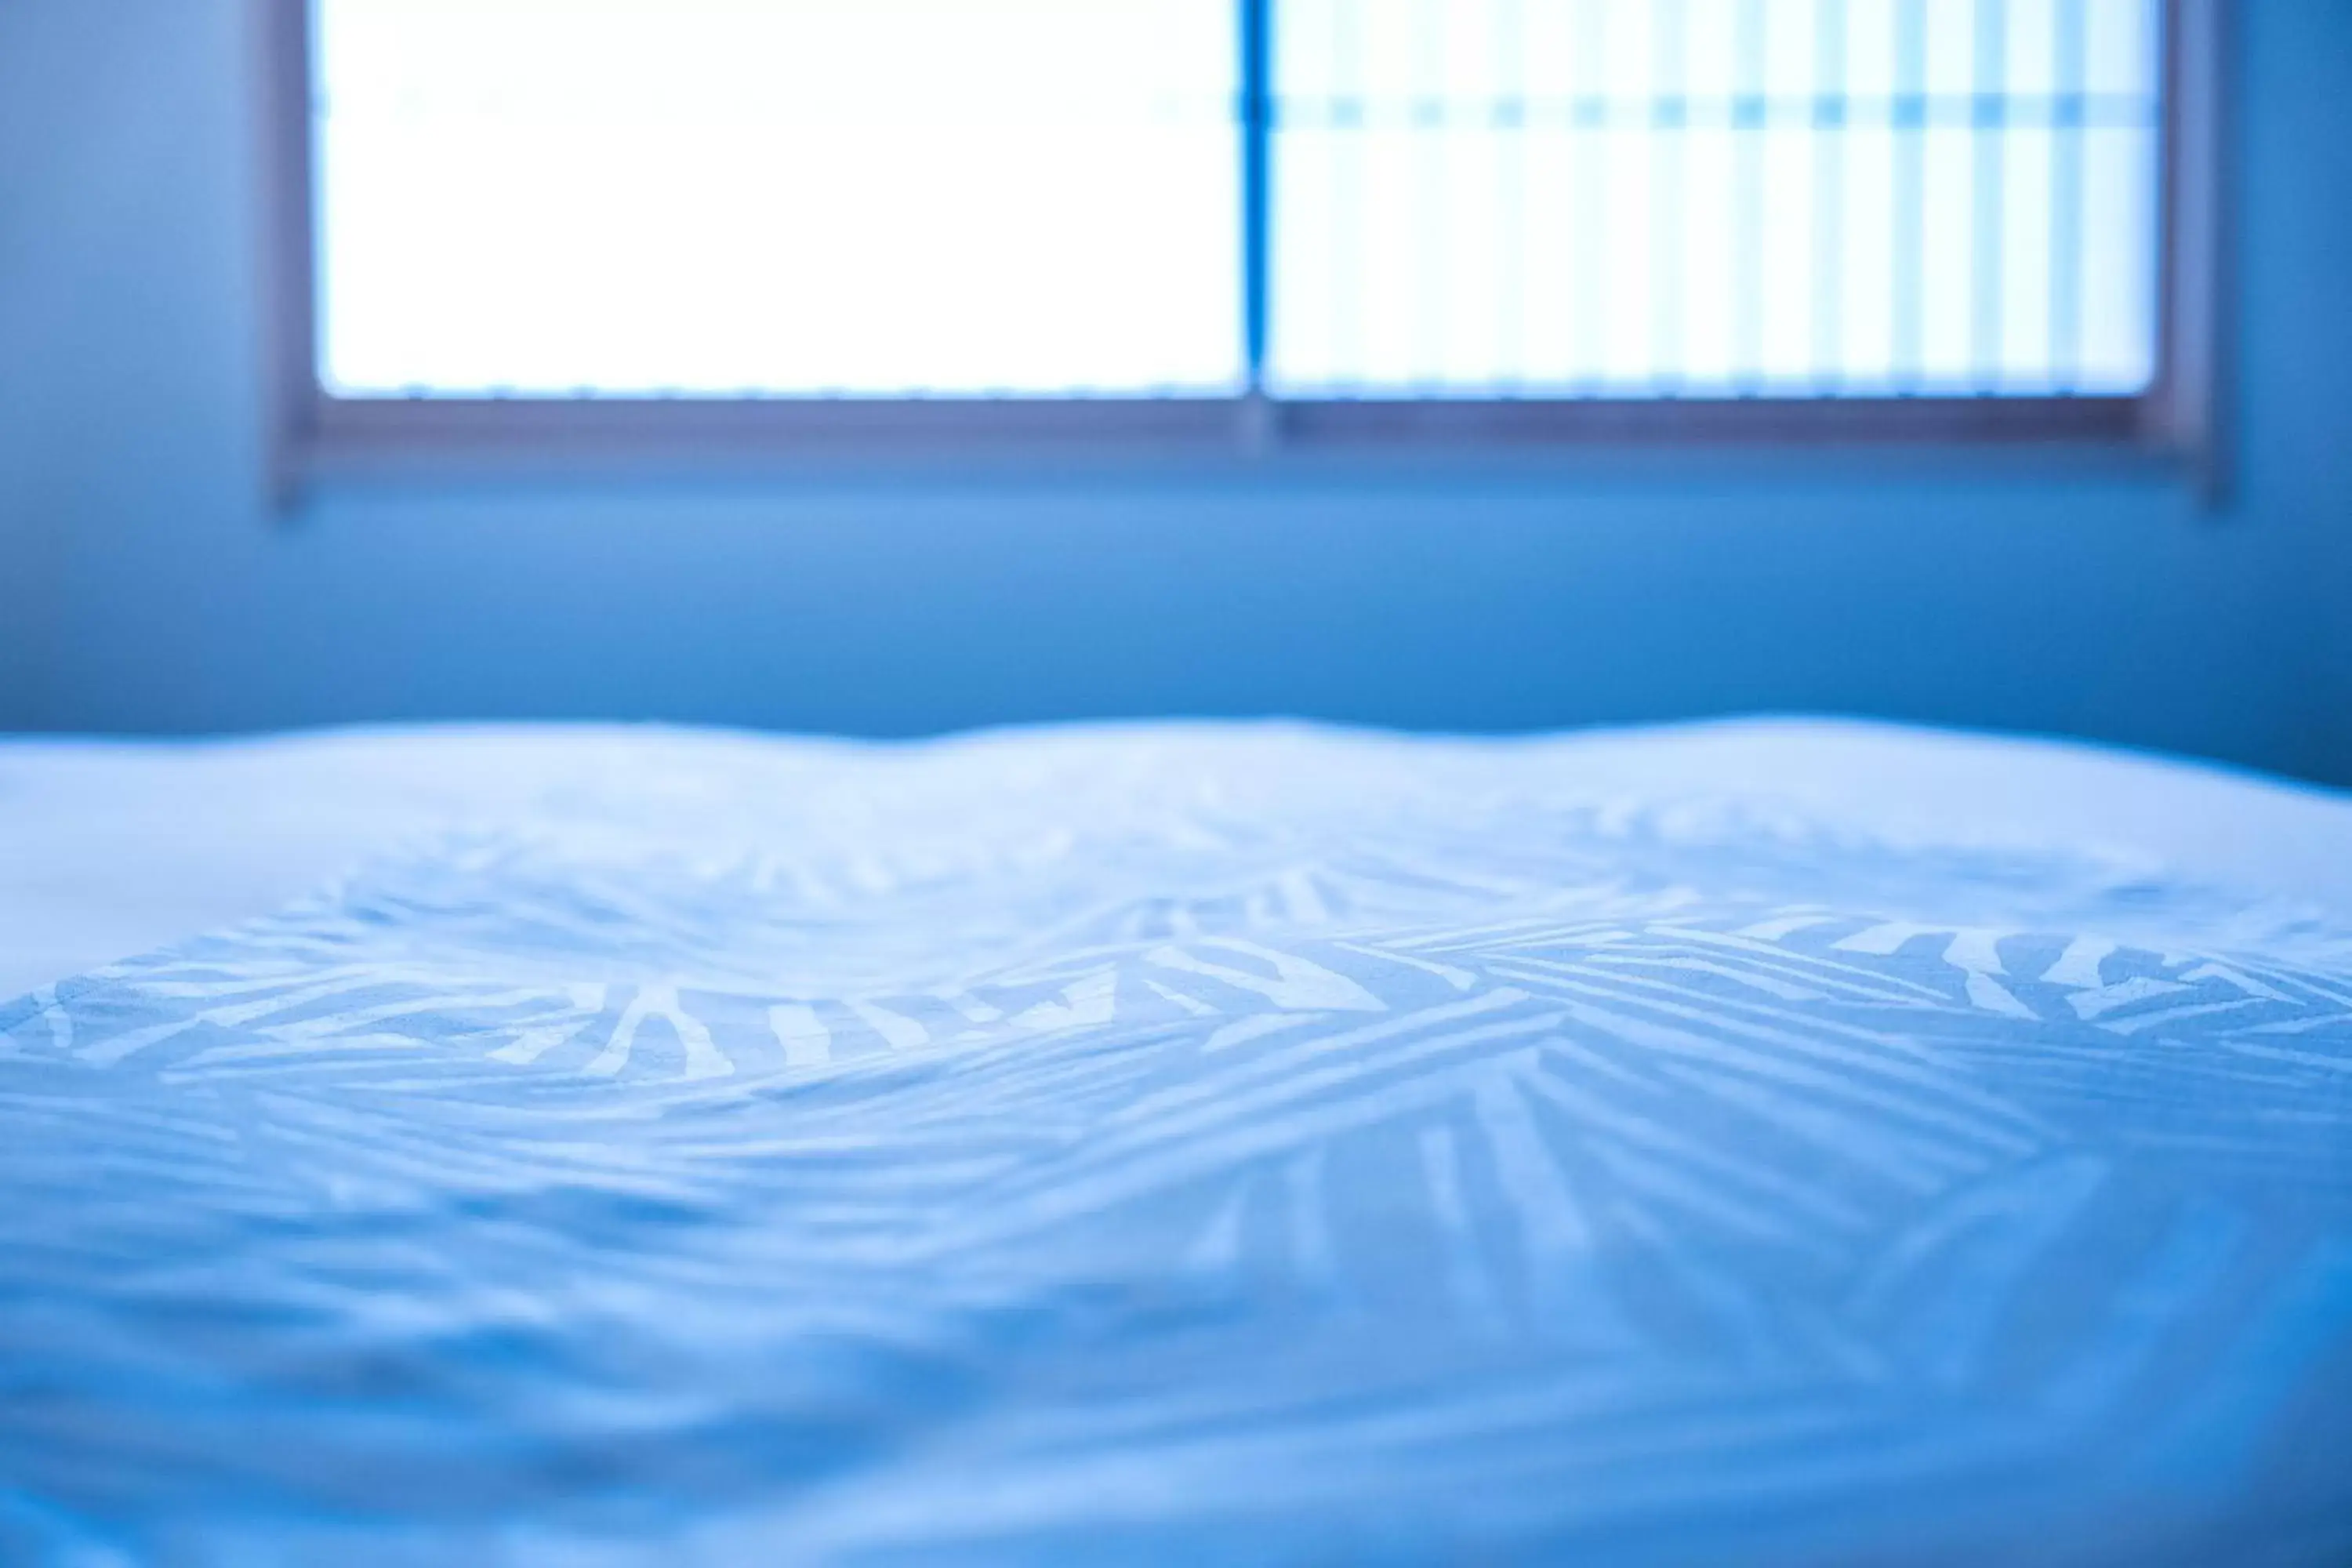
[0,729,2347,1564]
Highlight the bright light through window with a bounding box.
[315,0,1243,397]
[1271,0,2162,397]
[314,0,2167,408]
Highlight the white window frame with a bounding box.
[255,0,2228,499]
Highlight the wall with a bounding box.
[1,0,2346,782]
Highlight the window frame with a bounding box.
[255,0,2228,499]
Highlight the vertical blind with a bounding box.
[315,0,2162,402]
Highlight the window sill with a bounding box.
[274,391,2209,508]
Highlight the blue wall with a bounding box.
[2,0,2347,781]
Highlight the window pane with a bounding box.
[1269,0,2163,398]
[317,0,1242,397]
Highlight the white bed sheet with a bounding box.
[5,717,2349,1003]
[3,717,2350,1563]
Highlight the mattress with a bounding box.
[1,719,2347,1564]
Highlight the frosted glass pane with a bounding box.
[316,0,1240,397]
[1268,0,2164,398]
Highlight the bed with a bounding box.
[2,718,2347,1564]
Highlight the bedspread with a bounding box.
[2,724,2347,1564]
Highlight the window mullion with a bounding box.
[1241,0,1274,398]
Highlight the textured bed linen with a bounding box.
[1,724,2348,1564]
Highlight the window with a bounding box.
[260,0,2224,483]
[314,2,1240,397]
[1270,0,2162,396]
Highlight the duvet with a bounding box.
[1,724,2347,1564]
